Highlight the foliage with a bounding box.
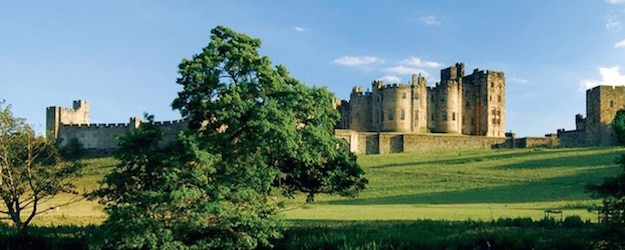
[587,154,625,249]
[613,109,625,145]
[60,137,84,160]
[0,101,83,233]
[90,116,283,249]
[92,25,366,249]
[171,25,367,203]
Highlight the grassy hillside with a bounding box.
[282,147,624,221]
[26,147,625,226]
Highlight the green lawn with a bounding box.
[282,147,623,221]
[26,147,625,226]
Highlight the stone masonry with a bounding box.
[335,63,506,137]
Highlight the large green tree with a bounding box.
[92,26,367,249]
[0,101,83,233]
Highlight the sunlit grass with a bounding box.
[6,147,622,225]
[281,147,623,222]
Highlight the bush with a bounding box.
[563,215,585,228]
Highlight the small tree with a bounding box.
[0,101,83,233]
[612,109,625,145]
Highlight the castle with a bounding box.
[558,85,625,147]
[335,63,506,137]
[47,64,622,155]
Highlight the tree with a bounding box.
[92,26,367,249]
[588,154,625,249]
[172,25,367,202]
[612,109,625,145]
[0,101,83,233]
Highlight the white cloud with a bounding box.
[607,15,622,30]
[579,66,625,90]
[294,26,307,33]
[607,0,625,4]
[509,77,529,83]
[421,15,440,25]
[398,56,442,68]
[332,56,384,67]
[384,65,429,75]
[615,39,625,48]
[378,75,401,83]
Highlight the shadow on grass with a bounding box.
[325,166,619,205]
[493,150,620,170]
[368,147,608,170]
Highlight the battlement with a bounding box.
[59,119,188,129]
[379,83,413,90]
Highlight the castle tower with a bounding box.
[380,83,413,132]
[46,100,90,138]
[411,74,428,132]
[348,86,372,131]
[585,86,625,145]
[430,63,463,133]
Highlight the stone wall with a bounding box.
[336,130,558,155]
[57,118,187,152]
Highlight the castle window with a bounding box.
[611,100,614,108]
[452,112,456,121]
[440,94,445,102]
[489,95,492,101]
[388,110,395,120]
[490,82,494,88]
[402,92,407,99]
[415,110,419,120]
[498,95,502,102]
[400,109,405,120]
[465,101,470,107]
[442,112,448,121]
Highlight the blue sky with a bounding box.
[2,1,625,136]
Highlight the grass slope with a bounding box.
[282,147,624,221]
[17,147,625,226]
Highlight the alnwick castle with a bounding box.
[45,62,622,155]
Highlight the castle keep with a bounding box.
[336,63,506,137]
[558,85,625,147]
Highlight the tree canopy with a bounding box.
[92,26,367,249]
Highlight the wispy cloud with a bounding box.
[384,65,429,75]
[615,39,625,48]
[509,77,529,83]
[607,15,622,30]
[421,16,440,25]
[607,0,625,4]
[378,75,401,83]
[580,66,625,90]
[399,56,442,68]
[332,56,384,67]
[294,26,307,33]
[382,56,442,77]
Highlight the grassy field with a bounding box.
[281,147,624,221]
[25,146,625,226]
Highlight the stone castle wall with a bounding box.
[47,100,187,152]
[335,130,558,155]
